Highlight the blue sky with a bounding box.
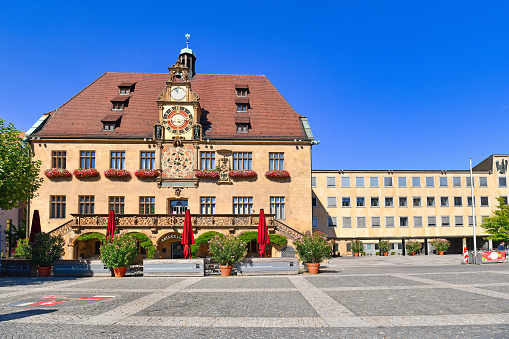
[1,1,508,170]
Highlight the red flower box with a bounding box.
[104,169,131,178]
[228,170,257,178]
[134,169,159,179]
[73,168,100,178]
[195,170,220,179]
[265,170,291,179]
[45,168,72,178]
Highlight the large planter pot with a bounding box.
[307,263,320,274]
[219,265,233,277]
[354,252,359,257]
[113,267,127,278]
[37,266,52,277]
[438,251,444,255]
[410,252,416,256]
[383,252,389,256]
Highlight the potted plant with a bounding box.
[134,169,159,179]
[294,231,333,274]
[44,168,72,178]
[351,239,363,256]
[405,239,422,255]
[208,235,247,276]
[104,169,131,178]
[100,232,138,277]
[378,240,391,256]
[14,233,65,277]
[228,170,257,178]
[73,168,100,178]
[265,170,291,179]
[430,238,450,255]
[195,169,220,179]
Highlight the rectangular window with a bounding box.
[269,153,284,170]
[412,177,420,187]
[427,197,435,207]
[341,177,350,187]
[341,197,351,207]
[200,152,216,170]
[371,217,381,228]
[312,217,318,228]
[357,217,366,228]
[370,177,379,187]
[311,177,317,188]
[119,87,130,95]
[236,88,248,97]
[453,177,461,187]
[455,216,463,227]
[80,151,96,169]
[400,217,409,227]
[441,216,450,227]
[384,177,393,187]
[468,216,475,226]
[327,197,337,208]
[480,196,489,206]
[414,216,423,227]
[236,104,248,112]
[52,151,67,169]
[312,197,317,208]
[385,197,394,207]
[467,196,476,207]
[370,197,379,207]
[112,102,124,110]
[355,177,364,187]
[236,124,249,133]
[413,197,421,207]
[110,151,126,169]
[341,217,351,228]
[103,123,115,131]
[428,216,436,227]
[385,217,394,228]
[328,217,338,228]
[479,177,488,187]
[399,197,408,207]
[502,196,508,205]
[139,197,155,214]
[453,196,462,207]
[79,195,95,214]
[425,177,434,187]
[232,152,252,170]
[466,177,474,187]
[233,197,253,214]
[482,215,489,223]
[200,197,216,214]
[440,197,449,207]
[50,196,66,219]
[499,177,507,188]
[398,177,407,187]
[270,197,285,219]
[439,177,448,187]
[326,177,336,187]
[109,196,125,214]
[356,197,365,207]
[140,151,155,170]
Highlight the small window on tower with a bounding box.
[237,104,248,112]
[236,124,249,133]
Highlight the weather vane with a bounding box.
[185,33,190,48]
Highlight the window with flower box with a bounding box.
[111,151,126,169]
[200,152,215,170]
[270,197,285,219]
[200,197,216,214]
[80,151,95,169]
[140,151,155,170]
[140,197,155,214]
[52,151,67,169]
[79,196,95,214]
[233,152,252,170]
[109,196,125,214]
[233,197,253,214]
[269,153,284,170]
[50,195,66,219]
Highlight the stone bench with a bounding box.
[236,257,298,275]
[143,259,205,277]
[53,259,112,277]
[1,259,33,277]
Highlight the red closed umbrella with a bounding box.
[181,210,195,258]
[106,210,116,240]
[29,210,42,243]
[257,209,269,257]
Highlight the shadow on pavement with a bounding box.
[0,277,80,288]
[0,309,57,322]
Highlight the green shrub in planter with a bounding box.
[361,251,366,256]
[350,239,364,253]
[405,239,422,253]
[294,231,333,263]
[208,235,247,266]
[391,252,395,255]
[378,240,391,254]
[100,232,138,268]
[14,233,65,267]
[430,238,450,252]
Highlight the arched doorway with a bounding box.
[73,232,105,259]
[157,232,184,259]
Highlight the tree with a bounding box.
[0,118,43,210]
[481,196,509,241]
[4,218,26,255]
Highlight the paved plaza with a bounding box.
[1,255,509,338]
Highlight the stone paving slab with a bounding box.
[184,276,295,289]
[70,276,184,290]
[409,272,509,284]
[305,275,428,288]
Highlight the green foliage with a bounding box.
[128,232,156,258]
[481,197,509,241]
[0,119,43,210]
[100,232,138,268]
[405,239,422,253]
[4,219,26,254]
[378,240,391,253]
[191,231,223,257]
[269,234,287,246]
[430,238,451,252]
[238,231,287,247]
[15,233,65,267]
[294,231,333,263]
[238,231,257,244]
[350,239,364,253]
[208,235,247,266]
[76,232,105,242]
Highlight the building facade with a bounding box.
[312,155,509,255]
[27,43,314,259]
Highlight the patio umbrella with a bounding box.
[181,210,195,258]
[106,210,116,240]
[257,209,269,257]
[29,210,42,243]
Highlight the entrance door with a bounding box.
[169,199,188,214]
[171,242,184,259]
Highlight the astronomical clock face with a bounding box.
[162,146,194,178]
[162,106,194,135]
[170,86,186,101]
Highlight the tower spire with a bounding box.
[185,33,190,49]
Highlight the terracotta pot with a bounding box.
[354,252,359,257]
[307,263,320,274]
[219,265,233,277]
[438,251,444,255]
[113,267,127,278]
[37,266,52,277]
[383,252,389,256]
[410,252,416,256]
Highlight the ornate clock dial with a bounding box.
[163,147,194,178]
[171,87,186,101]
[162,106,194,134]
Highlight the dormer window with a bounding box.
[101,114,122,131]
[236,124,249,133]
[235,115,250,133]
[103,123,115,131]
[112,102,124,110]
[237,104,248,112]
[235,84,249,97]
[119,87,130,95]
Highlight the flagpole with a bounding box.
[470,158,477,262]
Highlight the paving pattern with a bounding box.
[2,254,509,338]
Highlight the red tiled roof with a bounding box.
[235,114,250,124]
[110,95,130,102]
[101,114,123,122]
[234,97,249,104]
[34,72,308,140]
[118,82,136,87]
